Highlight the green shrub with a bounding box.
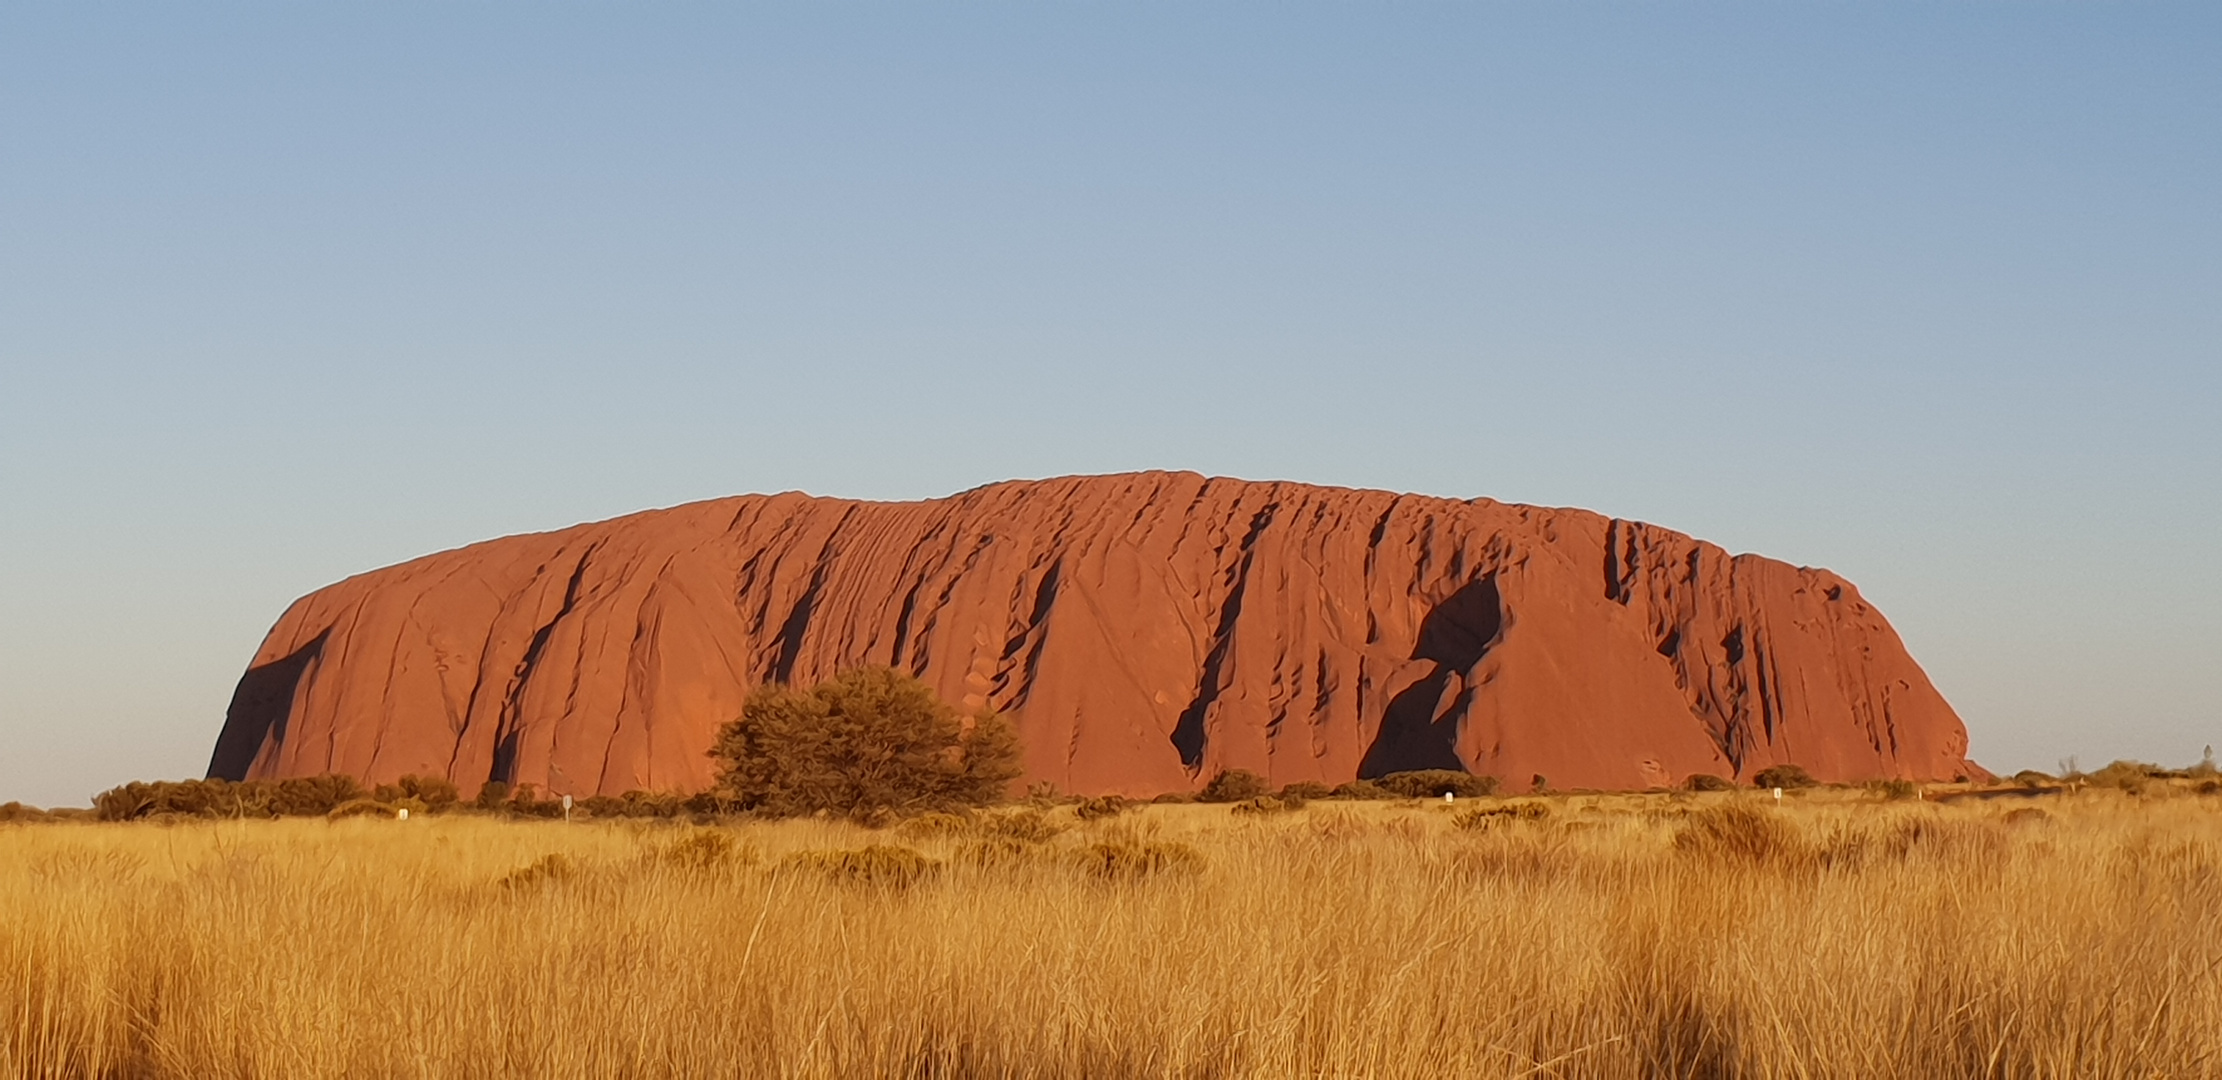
[711,667,1022,817]
[1378,770,1497,799]
[1683,773,1734,792]
[1197,769,1271,803]
[1751,764,1817,790]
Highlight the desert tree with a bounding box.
[710,666,1022,817]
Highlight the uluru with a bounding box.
[208,472,1981,796]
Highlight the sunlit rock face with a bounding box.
[210,472,1981,796]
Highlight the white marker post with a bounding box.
[1773,787,1782,802]
[561,793,573,823]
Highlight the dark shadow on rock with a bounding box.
[206,630,327,780]
[1359,577,1502,778]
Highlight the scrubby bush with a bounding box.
[658,830,750,872]
[502,784,569,819]
[93,776,372,821]
[896,811,977,839]
[1071,840,1202,881]
[1328,779,1395,800]
[499,854,577,890]
[267,775,367,816]
[1377,770,1497,799]
[1455,801,1550,829]
[2011,769,2056,789]
[1866,779,1921,801]
[1197,769,1271,803]
[781,845,939,888]
[1675,804,1807,867]
[1276,781,1333,805]
[327,798,398,820]
[618,791,690,817]
[373,775,459,809]
[1683,773,1734,792]
[2088,760,2165,792]
[1751,764,1817,790]
[711,667,1021,817]
[1883,816,2007,861]
[1229,795,1295,816]
[474,781,511,811]
[977,809,1064,843]
[1074,795,1130,821]
[956,836,1036,868]
[0,801,52,823]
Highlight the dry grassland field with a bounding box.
[6,788,2221,1079]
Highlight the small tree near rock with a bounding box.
[1752,764,1817,790]
[1197,769,1271,803]
[711,667,1022,817]
[1377,770,1497,799]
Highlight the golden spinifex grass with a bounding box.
[4,792,2219,1079]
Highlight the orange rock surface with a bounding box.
[209,473,1982,796]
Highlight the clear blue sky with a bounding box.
[3,3,2217,806]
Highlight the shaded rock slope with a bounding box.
[209,472,1981,796]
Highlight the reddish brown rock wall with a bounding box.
[208,472,1982,796]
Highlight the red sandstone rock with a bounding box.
[208,473,1983,796]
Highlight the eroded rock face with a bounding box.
[209,472,1982,796]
